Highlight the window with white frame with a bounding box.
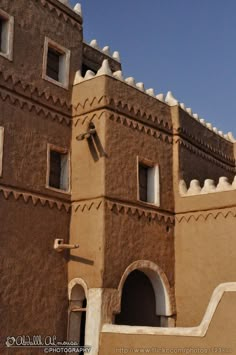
[0,9,14,61]
[42,37,70,89]
[0,127,4,177]
[47,145,70,192]
[138,160,160,206]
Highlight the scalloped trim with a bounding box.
[176,207,236,223]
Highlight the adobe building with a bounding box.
[0,0,236,354]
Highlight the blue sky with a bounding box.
[71,0,236,135]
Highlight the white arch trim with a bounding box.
[68,278,88,300]
[103,282,236,337]
[117,260,175,317]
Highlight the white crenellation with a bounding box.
[97,59,112,76]
[156,93,165,102]
[125,77,136,86]
[72,60,236,144]
[73,3,82,16]
[113,70,124,81]
[136,82,145,92]
[165,91,178,106]
[179,176,236,196]
[87,39,120,63]
[102,46,111,56]
[146,88,155,97]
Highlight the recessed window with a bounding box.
[43,37,71,89]
[0,127,4,177]
[47,145,70,192]
[138,160,160,205]
[0,10,14,61]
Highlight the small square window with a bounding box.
[0,10,14,61]
[138,160,160,205]
[43,37,71,89]
[47,145,70,192]
[46,47,60,82]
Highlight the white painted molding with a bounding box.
[102,282,236,337]
[42,37,71,90]
[0,9,14,61]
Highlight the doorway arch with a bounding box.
[115,260,175,326]
[68,278,88,345]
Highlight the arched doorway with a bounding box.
[115,270,161,326]
[115,260,175,327]
[68,283,87,345]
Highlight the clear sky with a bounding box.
[70,0,236,136]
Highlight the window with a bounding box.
[0,127,4,177]
[47,145,70,192]
[0,9,14,61]
[43,37,70,89]
[138,160,160,205]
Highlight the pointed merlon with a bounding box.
[73,70,83,85]
[136,82,145,92]
[125,77,136,86]
[193,113,199,120]
[97,59,112,76]
[102,46,111,56]
[201,179,216,194]
[90,39,99,49]
[156,93,165,102]
[112,51,121,62]
[206,122,213,130]
[165,91,178,106]
[74,3,82,16]
[84,70,95,80]
[179,180,187,196]
[227,132,236,142]
[146,88,155,97]
[216,177,233,192]
[233,176,236,188]
[180,103,186,110]
[187,180,201,195]
[186,108,192,115]
[200,118,206,126]
[113,70,124,81]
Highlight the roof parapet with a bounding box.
[179,176,236,196]
[88,39,121,63]
[58,0,83,17]
[73,59,236,143]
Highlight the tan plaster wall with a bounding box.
[0,197,69,347]
[99,293,236,354]
[175,213,236,326]
[103,206,175,290]
[68,202,105,288]
[0,0,82,97]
